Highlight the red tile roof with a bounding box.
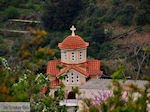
[58,35,89,49]
[87,60,103,75]
[47,60,60,76]
[46,60,103,77]
[56,65,89,77]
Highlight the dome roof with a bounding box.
[58,35,89,49]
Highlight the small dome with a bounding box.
[58,35,89,49]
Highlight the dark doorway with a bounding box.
[67,91,76,99]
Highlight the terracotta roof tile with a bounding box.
[58,35,89,49]
[87,60,103,75]
[47,60,103,77]
[46,60,60,76]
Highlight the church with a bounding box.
[45,26,148,111]
[46,26,103,94]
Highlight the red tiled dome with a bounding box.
[58,35,89,49]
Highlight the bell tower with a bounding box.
[58,26,89,64]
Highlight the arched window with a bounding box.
[76,75,79,82]
[71,52,75,61]
[66,75,69,82]
[80,51,83,59]
[71,73,74,83]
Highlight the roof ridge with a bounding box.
[56,65,89,77]
[100,78,148,82]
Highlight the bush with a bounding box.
[5,6,19,19]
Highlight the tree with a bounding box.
[91,27,106,42]
[0,57,66,112]
[100,66,150,112]
[81,66,150,112]
[123,33,150,79]
[41,0,83,31]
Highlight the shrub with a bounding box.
[5,6,19,19]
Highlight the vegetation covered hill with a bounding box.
[0,0,150,79]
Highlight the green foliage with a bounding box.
[5,6,20,19]
[56,65,63,69]
[72,87,81,95]
[136,0,150,25]
[91,27,106,42]
[116,15,132,26]
[136,11,150,25]
[110,0,122,6]
[84,65,150,112]
[88,41,114,60]
[89,106,99,112]
[0,57,67,111]
[83,98,92,107]
[111,65,125,79]
[0,44,9,56]
[41,0,83,31]
[101,59,135,78]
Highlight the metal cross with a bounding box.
[70,25,76,36]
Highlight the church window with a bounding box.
[76,75,79,82]
[80,51,83,59]
[66,75,69,82]
[64,51,67,59]
[71,52,75,60]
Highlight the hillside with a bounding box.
[0,0,150,79]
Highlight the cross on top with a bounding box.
[70,25,76,36]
